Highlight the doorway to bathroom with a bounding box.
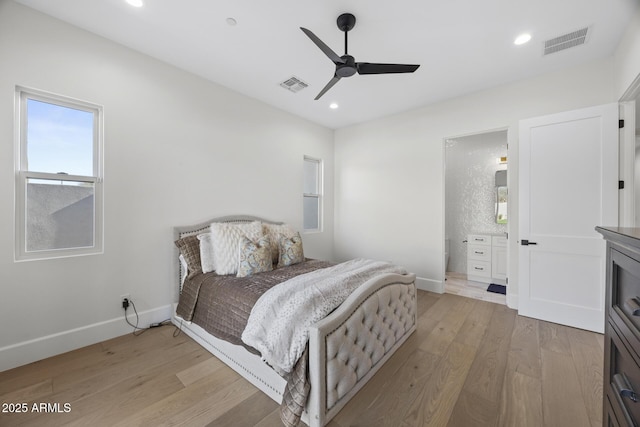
[444,129,508,305]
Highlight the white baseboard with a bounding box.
[506,292,519,310]
[0,304,173,372]
[416,276,444,294]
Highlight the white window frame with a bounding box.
[14,87,104,261]
[303,156,323,232]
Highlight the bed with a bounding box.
[171,215,417,427]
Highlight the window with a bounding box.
[15,87,103,260]
[303,156,322,231]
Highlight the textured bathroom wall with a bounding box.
[445,131,508,274]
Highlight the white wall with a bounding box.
[334,57,616,301]
[0,1,334,371]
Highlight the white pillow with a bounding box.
[197,232,216,273]
[211,221,263,275]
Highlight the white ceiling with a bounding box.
[13,0,639,129]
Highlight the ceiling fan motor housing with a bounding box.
[336,55,357,77]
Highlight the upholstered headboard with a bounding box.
[173,215,284,292]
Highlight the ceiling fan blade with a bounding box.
[314,75,341,100]
[356,63,420,75]
[300,27,345,64]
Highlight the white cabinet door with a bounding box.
[518,103,618,333]
[492,236,507,282]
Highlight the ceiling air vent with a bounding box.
[543,27,589,55]
[279,76,309,93]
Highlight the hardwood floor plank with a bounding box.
[50,327,185,391]
[505,315,541,379]
[204,387,278,427]
[160,378,258,426]
[176,356,226,387]
[412,311,442,346]
[63,375,185,427]
[0,343,103,395]
[539,320,572,355]
[335,348,440,427]
[402,341,477,426]
[422,292,466,322]
[419,296,476,357]
[446,390,498,427]
[453,298,496,349]
[541,348,591,427]
[496,315,543,427]
[460,304,516,403]
[111,365,243,426]
[567,327,604,426]
[497,371,543,427]
[252,408,287,427]
[6,347,210,427]
[64,349,214,427]
[416,290,442,318]
[0,378,52,405]
[15,329,205,420]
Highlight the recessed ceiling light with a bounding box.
[329,103,339,109]
[226,17,237,26]
[514,33,532,45]
[126,0,143,7]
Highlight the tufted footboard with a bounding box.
[305,273,417,427]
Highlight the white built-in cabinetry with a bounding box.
[467,234,507,285]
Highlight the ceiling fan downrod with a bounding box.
[344,29,348,55]
[337,13,356,55]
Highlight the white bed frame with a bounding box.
[171,215,417,427]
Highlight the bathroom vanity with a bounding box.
[467,234,507,285]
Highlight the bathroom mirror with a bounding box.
[496,186,507,223]
[495,170,507,224]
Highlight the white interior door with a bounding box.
[519,104,618,333]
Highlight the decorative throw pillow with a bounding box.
[174,235,202,278]
[262,223,297,264]
[211,221,263,275]
[197,232,216,273]
[278,232,304,268]
[237,236,273,277]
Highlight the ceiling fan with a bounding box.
[300,13,420,100]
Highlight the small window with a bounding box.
[15,87,103,260]
[303,156,322,231]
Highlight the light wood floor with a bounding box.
[444,272,507,306]
[0,291,604,427]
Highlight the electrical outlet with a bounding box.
[120,294,130,309]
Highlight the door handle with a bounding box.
[521,240,538,246]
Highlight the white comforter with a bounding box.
[241,258,407,375]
